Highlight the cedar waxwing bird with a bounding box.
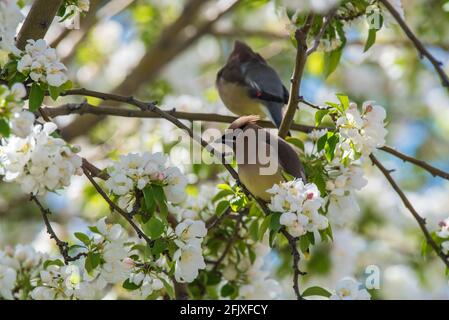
[216,41,290,129]
[221,115,306,202]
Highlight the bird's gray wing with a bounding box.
[241,61,287,128]
[277,137,307,182]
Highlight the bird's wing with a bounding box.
[261,128,307,181]
[277,137,307,182]
[241,61,288,127]
[242,60,287,104]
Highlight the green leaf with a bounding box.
[215,200,230,217]
[230,196,245,211]
[48,86,62,101]
[152,185,168,218]
[217,183,234,193]
[123,279,141,290]
[207,271,221,286]
[29,83,44,111]
[315,109,329,126]
[85,252,101,274]
[152,239,168,256]
[286,137,305,151]
[43,259,64,269]
[302,286,332,298]
[336,93,349,110]
[325,133,339,161]
[161,278,175,299]
[299,235,310,254]
[88,226,102,234]
[259,215,271,241]
[249,220,259,241]
[144,216,165,239]
[317,134,328,152]
[212,189,234,203]
[324,47,342,78]
[142,185,156,217]
[364,28,377,52]
[269,212,282,232]
[221,283,236,297]
[0,119,10,137]
[74,232,90,246]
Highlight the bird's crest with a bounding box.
[229,115,260,130]
[228,41,264,63]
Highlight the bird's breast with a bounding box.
[217,79,266,118]
[238,164,283,202]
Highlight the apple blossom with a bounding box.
[17,39,68,87]
[0,122,82,195]
[0,0,24,57]
[267,179,328,240]
[330,277,371,300]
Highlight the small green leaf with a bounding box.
[85,252,101,274]
[315,109,329,126]
[324,47,342,78]
[325,133,339,161]
[286,137,305,151]
[317,134,328,152]
[302,286,332,298]
[221,283,236,297]
[152,185,168,217]
[48,86,62,101]
[123,279,140,290]
[43,259,64,269]
[144,216,165,239]
[207,271,221,286]
[142,185,156,216]
[212,189,234,203]
[217,184,234,193]
[249,220,259,241]
[74,232,90,246]
[161,278,175,299]
[259,215,271,241]
[336,93,349,110]
[364,28,377,52]
[29,83,44,111]
[215,200,230,217]
[0,119,10,137]
[269,212,282,232]
[152,238,168,256]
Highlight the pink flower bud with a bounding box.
[306,193,314,200]
[365,104,373,113]
[123,257,135,267]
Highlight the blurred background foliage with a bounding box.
[2,0,449,299]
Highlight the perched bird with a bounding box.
[220,115,306,201]
[216,41,289,129]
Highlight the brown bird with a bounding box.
[216,41,289,129]
[220,115,306,201]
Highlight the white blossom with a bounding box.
[173,243,206,283]
[105,152,188,212]
[267,179,328,240]
[330,277,371,300]
[17,39,68,87]
[0,0,24,57]
[0,122,82,195]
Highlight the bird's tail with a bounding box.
[263,102,292,136]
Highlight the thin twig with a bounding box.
[369,154,449,269]
[307,9,337,56]
[42,102,321,133]
[278,13,315,138]
[82,165,153,246]
[379,0,449,89]
[31,195,86,264]
[211,214,243,272]
[380,146,449,181]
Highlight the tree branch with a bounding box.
[16,0,64,50]
[369,154,449,269]
[380,146,449,181]
[278,14,315,138]
[31,195,86,264]
[42,101,320,133]
[379,0,449,89]
[307,9,337,56]
[82,165,154,246]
